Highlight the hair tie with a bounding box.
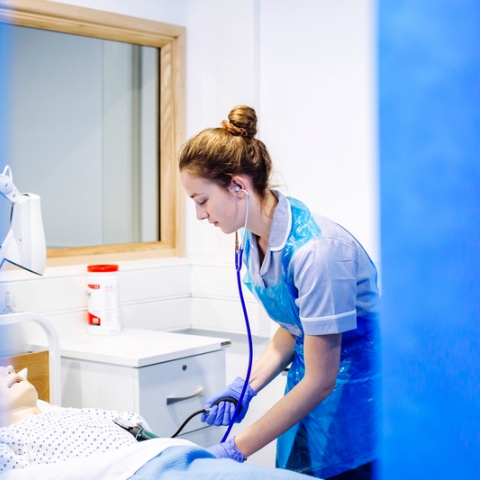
[222,120,249,138]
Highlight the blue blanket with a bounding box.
[132,445,314,480]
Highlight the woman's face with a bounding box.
[180,170,246,234]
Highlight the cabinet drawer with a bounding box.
[136,349,226,438]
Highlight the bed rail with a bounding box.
[0,312,61,405]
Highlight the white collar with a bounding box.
[268,190,292,252]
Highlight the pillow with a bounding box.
[37,399,59,412]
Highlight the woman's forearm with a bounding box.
[235,333,341,459]
[235,377,329,458]
[241,327,295,393]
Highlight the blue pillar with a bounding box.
[379,1,480,478]
[0,24,11,166]
[0,23,12,431]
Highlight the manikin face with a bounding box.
[180,170,247,234]
[0,365,38,412]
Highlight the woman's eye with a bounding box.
[197,199,206,206]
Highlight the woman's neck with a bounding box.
[249,189,278,253]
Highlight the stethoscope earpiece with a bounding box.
[234,186,250,254]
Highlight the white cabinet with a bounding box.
[58,328,230,447]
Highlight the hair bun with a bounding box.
[222,105,257,139]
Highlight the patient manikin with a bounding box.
[0,366,148,474]
[0,367,313,480]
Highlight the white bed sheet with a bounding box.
[1,437,194,480]
[2,375,193,479]
[5,393,189,480]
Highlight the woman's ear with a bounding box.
[230,175,248,194]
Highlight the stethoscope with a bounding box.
[221,185,254,442]
[116,186,254,443]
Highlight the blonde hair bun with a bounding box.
[222,105,257,139]
[179,104,272,200]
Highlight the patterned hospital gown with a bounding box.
[0,408,148,474]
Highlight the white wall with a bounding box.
[49,0,189,26]
[186,0,378,263]
[184,0,258,259]
[49,0,378,263]
[259,0,379,263]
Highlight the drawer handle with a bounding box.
[166,387,204,405]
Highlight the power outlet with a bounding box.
[0,283,29,314]
[3,290,16,313]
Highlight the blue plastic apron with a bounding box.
[243,197,379,478]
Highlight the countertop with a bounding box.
[38,328,231,367]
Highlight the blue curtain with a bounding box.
[379,1,480,478]
[0,22,13,350]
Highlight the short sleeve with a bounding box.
[290,235,357,335]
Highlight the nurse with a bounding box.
[179,105,380,480]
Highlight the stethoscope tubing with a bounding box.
[221,189,254,442]
[221,246,254,442]
[118,193,255,444]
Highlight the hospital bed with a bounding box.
[0,312,312,480]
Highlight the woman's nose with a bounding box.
[195,204,208,220]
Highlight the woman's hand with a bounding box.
[206,437,245,462]
[201,377,257,426]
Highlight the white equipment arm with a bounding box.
[0,165,46,275]
[0,165,20,204]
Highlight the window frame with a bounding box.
[0,0,186,266]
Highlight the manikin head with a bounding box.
[0,365,40,427]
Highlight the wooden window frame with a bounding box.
[0,0,186,266]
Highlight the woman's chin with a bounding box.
[219,225,235,235]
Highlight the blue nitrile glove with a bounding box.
[206,437,245,462]
[201,377,257,426]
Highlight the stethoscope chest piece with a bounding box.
[114,417,158,441]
